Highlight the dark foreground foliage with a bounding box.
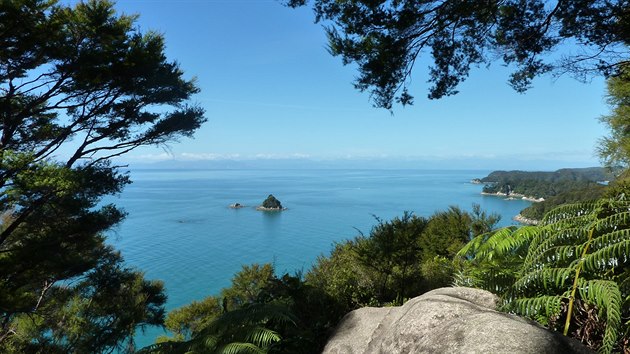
[0,0,205,351]
[286,0,630,109]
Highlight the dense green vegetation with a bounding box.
[476,168,616,222]
[483,179,602,199]
[481,168,616,184]
[0,0,205,351]
[457,196,630,353]
[520,184,608,220]
[600,66,630,167]
[480,167,614,199]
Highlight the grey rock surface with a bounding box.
[323,287,592,354]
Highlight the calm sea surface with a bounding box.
[106,169,531,346]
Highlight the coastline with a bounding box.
[480,191,542,225]
[513,213,539,225]
[480,191,544,203]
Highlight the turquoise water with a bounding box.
[107,169,532,346]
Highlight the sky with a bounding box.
[75,0,611,170]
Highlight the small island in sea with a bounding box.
[256,194,286,211]
[228,202,245,209]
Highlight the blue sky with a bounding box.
[98,1,609,169]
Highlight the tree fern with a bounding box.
[457,197,630,353]
[455,226,536,293]
[577,280,622,353]
[506,295,564,325]
[540,202,599,225]
[510,267,572,293]
[459,226,526,260]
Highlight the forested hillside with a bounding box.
[480,167,616,199]
[479,168,617,221]
[480,168,615,184]
[519,185,608,220]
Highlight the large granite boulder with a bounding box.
[323,287,592,354]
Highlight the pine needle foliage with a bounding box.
[457,197,630,353]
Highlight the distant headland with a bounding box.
[474,167,616,223]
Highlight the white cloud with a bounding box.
[123,152,314,162]
[179,152,242,161]
[252,153,311,160]
[125,152,174,161]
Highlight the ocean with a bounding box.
[106,169,532,346]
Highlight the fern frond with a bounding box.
[462,260,521,293]
[457,226,521,260]
[217,342,266,354]
[526,227,554,259]
[541,202,599,225]
[596,199,630,214]
[202,335,219,349]
[577,280,622,354]
[526,225,586,262]
[181,334,220,353]
[592,211,630,232]
[455,226,529,294]
[546,216,597,232]
[504,295,564,320]
[526,226,586,253]
[522,245,582,273]
[451,269,475,287]
[494,226,538,257]
[522,227,587,271]
[582,239,630,273]
[456,231,490,259]
[512,267,573,293]
[590,229,630,253]
[244,326,281,347]
[202,303,296,335]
